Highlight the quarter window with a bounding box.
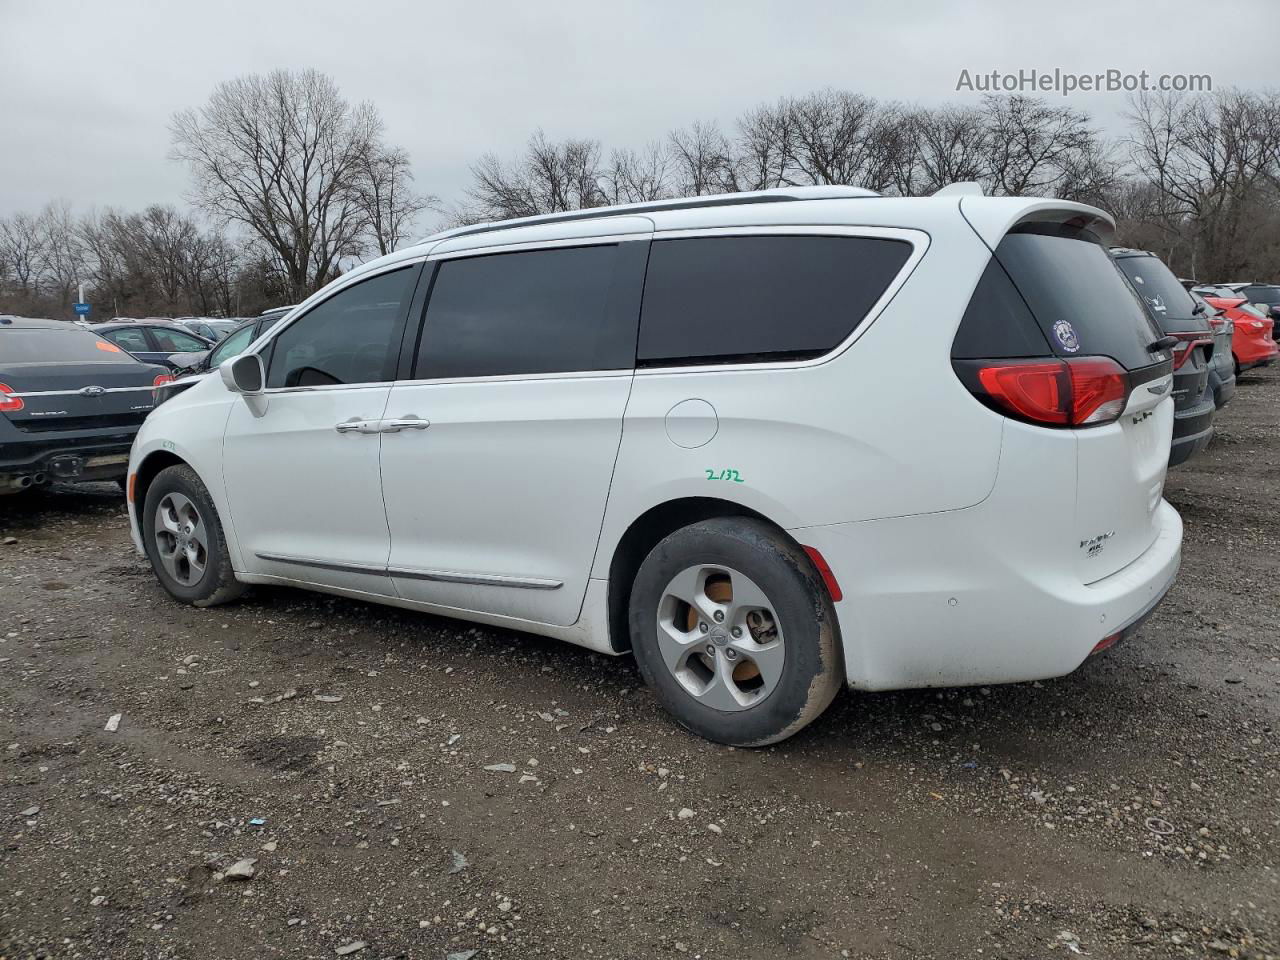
[414,244,631,379]
[265,267,417,389]
[637,235,912,365]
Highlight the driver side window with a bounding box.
[265,267,417,389]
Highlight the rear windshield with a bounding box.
[1114,254,1200,324]
[1245,286,1280,305]
[955,224,1162,370]
[0,327,142,364]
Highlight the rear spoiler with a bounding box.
[958,196,1117,251]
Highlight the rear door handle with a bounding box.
[335,418,382,435]
[381,417,431,433]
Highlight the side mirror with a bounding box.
[219,353,264,395]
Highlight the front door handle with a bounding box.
[335,418,382,435]
[381,417,431,433]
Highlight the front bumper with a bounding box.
[795,500,1182,692]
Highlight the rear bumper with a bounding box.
[1209,369,1236,409]
[795,500,1182,691]
[0,432,136,482]
[1237,343,1278,371]
[1168,396,1214,467]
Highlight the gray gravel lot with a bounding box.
[1,367,1277,960]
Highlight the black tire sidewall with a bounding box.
[629,518,841,746]
[142,466,229,604]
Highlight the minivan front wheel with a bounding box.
[629,518,843,746]
[142,464,245,607]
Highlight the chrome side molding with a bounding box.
[254,552,562,590]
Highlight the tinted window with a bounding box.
[266,267,417,388]
[415,244,630,379]
[1113,255,1198,322]
[950,258,1051,359]
[2,328,144,364]
[1244,285,1280,305]
[208,325,255,367]
[105,328,150,353]
[150,328,207,352]
[637,235,912,365]
[988,227,1162,369]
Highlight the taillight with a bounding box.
[1167,332,1212,371]
[0,382,23,413]
[962,356,1130,427]
[153,374,173,387]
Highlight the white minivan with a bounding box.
[127,185,1182,745]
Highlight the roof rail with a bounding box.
[421,185,880,245]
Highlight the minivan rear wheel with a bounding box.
[142,464,245,607]
[628,518,843,746]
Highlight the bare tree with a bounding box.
[355,146,435,255]
[668,121,739,195]
[979,95,1105,197]
[171,69,387,299]
[604,143,673,204]
[0,211,46,297]
[913,105,990,193]
[465,131,608,221]
[1125,90,1276,278]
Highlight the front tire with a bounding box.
[628,518,843,746]
[142,464,245,607]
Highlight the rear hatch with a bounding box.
[1,327,166,434]
[1114,255,1214,414]
[952,223,1173,584]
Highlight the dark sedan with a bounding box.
[94,321,212,370]
[0,317,170,492]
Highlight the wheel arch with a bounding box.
[132,450,188,523]
[605,496,800,654]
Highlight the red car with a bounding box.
[1203,297,1279,374]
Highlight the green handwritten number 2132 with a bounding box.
[705,469,744,483]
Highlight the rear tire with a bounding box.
[142,464,245,607]
[628,518,843,746]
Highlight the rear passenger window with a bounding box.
[105,328,150,353]
[415,244,631,379]
[637,235,912,366]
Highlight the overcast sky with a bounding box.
[2,0,1276,230]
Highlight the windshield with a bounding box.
[1,327,144,364]
[1246,286,1280,305]
[209,325,255,366]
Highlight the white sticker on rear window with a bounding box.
[1053,319,1080,352]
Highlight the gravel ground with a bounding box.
[1,367,1277,960]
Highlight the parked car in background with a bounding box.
[156,307,296,405]
[0,317,171,492]
[176,317,240,342]
[1189,291,1236,408]
[127,186,1181,745]
[1112,249,1216,466]
[1224,283,1280,325]
[94,321,212,370]
[1203,295,1279,374]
